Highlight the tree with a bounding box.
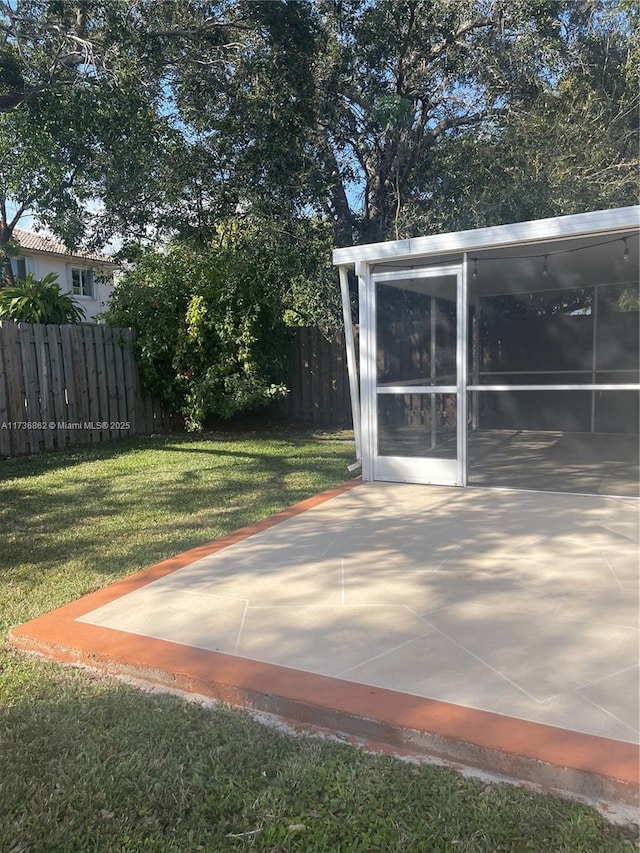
[105,225,323,431]
[0,74,179,281]
[0,1,233,107]
[311,0,569,242]
[0,1,95,110]
[128,0,636,247]
[153,1,571,243]
[400,0,640,233]
[0,1,190,282]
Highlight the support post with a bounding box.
[430,296,436,450]
[472,296,481,431]
[339,265,362,462]
[591,285,599,433]
[459,256,468,486]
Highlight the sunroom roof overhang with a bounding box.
[332,206,640,268]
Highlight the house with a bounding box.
[10,228,119,322]
[334,205,640,497]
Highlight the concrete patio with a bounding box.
[11,480,640,811]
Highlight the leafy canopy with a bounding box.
[0,0,179,269]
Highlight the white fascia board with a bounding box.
[332,206,640,267]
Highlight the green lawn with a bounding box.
[0,435,637,852]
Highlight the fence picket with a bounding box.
[47,325,67,448]
[0,322,27,454]
[68,323,90,445]
[79,324,96,442]
[101,326,117,438]
[121,328,137,434]
[19,324,42,453]
[112,327,129,438]
[95,326,110,440]
[0,325,10,456]
[32,324,54,449]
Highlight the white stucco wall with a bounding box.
[16,253,116,322]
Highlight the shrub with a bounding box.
[105,238,291,431]
[0,272,85,324]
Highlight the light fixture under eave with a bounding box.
[542,255,549,278]
[622,238,629,261]
[472,258,478,278]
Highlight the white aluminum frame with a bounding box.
[338,265,361,462]
[467,384,640,391]
[366,264,465,486]
[358,260,374,481]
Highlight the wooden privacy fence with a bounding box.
[0,321,172,457]
[0,322,356,457]
[276,327,357,427]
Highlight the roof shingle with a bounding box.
[13,228,116,265]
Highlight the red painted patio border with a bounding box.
[10,476,639,809]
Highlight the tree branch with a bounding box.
[148,19,251,40]
[427,15,495,64]
[317,131,354,244]
[429,108,505,139]
[8,202,26,232]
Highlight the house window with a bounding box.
[72,268,94,297]
[10,257,27,280]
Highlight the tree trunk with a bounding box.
[0,224,16,287]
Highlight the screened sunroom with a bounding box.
[334,206,640,497]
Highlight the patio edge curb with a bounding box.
[10,628,639,811]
